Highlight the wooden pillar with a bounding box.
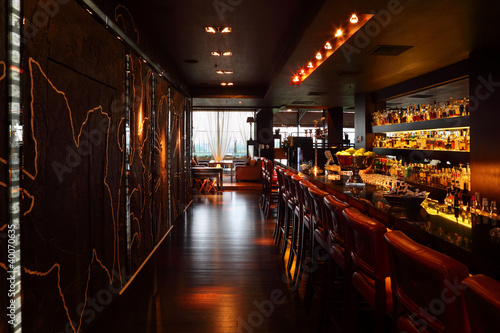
[326,107,343,147]
[256,108,274,159]
[469,47,500,203]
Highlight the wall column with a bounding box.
[256,108,274,159]
[326,107,343,147]
[469,47,500,203]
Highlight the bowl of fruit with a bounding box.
[336,148,376,184]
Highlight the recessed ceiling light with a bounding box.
[221,27,232,33]
[224,71,233,75]
[307,62,314,68]
[316,52,322,60]
[211,51,221,56]
[227,82,234,86]
[216,70,224,74]
[221,82,227,86]
[335,29,343,37]
[293,76,300,82]
[299,69,306,75]
[324,42,332,50]
[205,26,217,33]
[223,51,232,56]
[350,13,359,24]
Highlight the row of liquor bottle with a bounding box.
[372,98,470,126]
[372,128,470,151]
[444,188,498,226]
[374,159,470,190]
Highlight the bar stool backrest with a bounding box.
[323,194,350,248]
[462,274,500,333]
[385,230,470,333]
[308,186,329,229]
[343,207,390,282]
[299,180,315,216]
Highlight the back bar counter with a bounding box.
[275,161,500,280]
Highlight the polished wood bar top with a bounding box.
[277,161,500,279]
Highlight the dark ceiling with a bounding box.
[127,0,484,111]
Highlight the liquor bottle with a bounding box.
[481,197,490,225]
[490,201,498,226]
[470,193,477,226]
[454,188,460,222]
[445,187,454,214]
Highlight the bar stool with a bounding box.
[343,207,392,333]
[385,230,470,333]
[304,186,330,309]
[261,159,278,218]
[287,174,303,276]
[273,166,286,244]
[259,157,268,210]
[321,194,352,331]
[461,274,500,332]
[279,171,296,257]
[294,179,316,287]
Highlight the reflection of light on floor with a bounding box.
[254,238,275,246]
[181,286,237,322]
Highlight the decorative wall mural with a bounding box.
[20,1,126,332]
[128,53,154,272]
[0,1,191,332]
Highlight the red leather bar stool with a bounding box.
[385,230,470,333]
[347,196,369,214]
[262,159,278,218]
[259,157,268,210]
[287,173,303,276]
[367,206,394,229]
[462,274,500,332]
[303,186,330,309]
[273,166,286,244]
[319,194,352,331]
[343,207,392,333]
[294,179,316,288]
[279,171,297,257]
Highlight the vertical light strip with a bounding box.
[150,75,156,244]
[7,0,23,332]
[124,54,132,274]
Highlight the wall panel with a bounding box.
[21,1,126,331]
[169,88,186,222]
[154,77,170,240]
[128,53,154,273]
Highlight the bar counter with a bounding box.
[277,162,500,280]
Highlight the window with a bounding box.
[193,111,254,160]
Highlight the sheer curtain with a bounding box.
[206,111,233,161]
[193,111,254,160]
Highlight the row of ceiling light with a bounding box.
[205,26,234,87]
[290,13,372,85]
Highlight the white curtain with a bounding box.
[206,111,232,161]
[193,111,254,160]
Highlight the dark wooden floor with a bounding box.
[89,190,327,333]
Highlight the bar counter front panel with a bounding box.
[276,162,500,280]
